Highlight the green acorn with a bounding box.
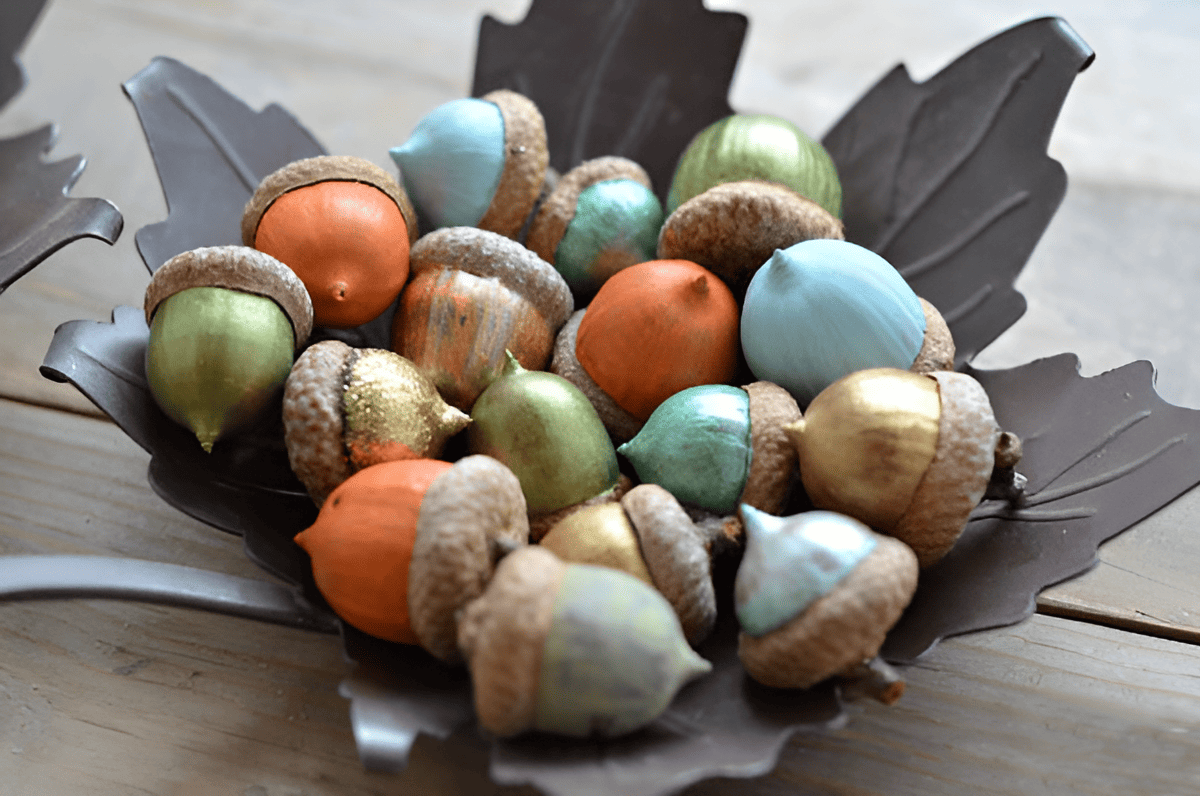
[143,246,313,452]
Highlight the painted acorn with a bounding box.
[281,339,470,506]
[784,368,1023,568]
[666,113,842,217]
[617,381,802,520]
[391,226,574,411]
[740,239,955,406]
[143,245,313,453]
[468,351,625,539]
[242,155,418,329]
[526,156,664,302]
[457,545,712,738]
[539,483,738,646]
[735,506,918,698]
[550,258,740,443]
[294,455,528,648]
[390,89,548,238]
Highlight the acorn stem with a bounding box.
[684,507,744,558]
[837,657,906,705]
[985,430,1027,502]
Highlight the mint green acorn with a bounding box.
[617,381,802,517]
[469,351,621,522]
[458,546,712,738]
[667,113,842,216]
[143,246,313,453]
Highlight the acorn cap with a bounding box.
[656,180,844,298]
[476,89,550,239]
[526,156,654,265]
[457,545,565,737]
[282,339,354,506]
[740,380,803,516]
[548,309,643,444]
[620,484,716,646]
[911,297,956,374]
[892,370,1001,568]
[738,533,917,689]
[144,245,313,347]
[528,473,634,543]
[241,154,418,248]
[408,455,530,663]
[409,226,573,333]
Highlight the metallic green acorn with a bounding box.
[143,246,314,453]
[667,114,842,217]
[468,350,619,514]
[617,384,752,514]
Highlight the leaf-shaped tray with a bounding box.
[0,0,123,293]
[33,5,1200,795]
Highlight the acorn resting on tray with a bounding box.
[458,545,711,738]
[785,367,1023,568]
[143,245,313,453]
[735,506,918,698]
[282,339,470,506]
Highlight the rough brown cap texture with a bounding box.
[144,245,313,347]
[241,154,418,248]
[740,381,803,515]
[548,309,644,444]
[477,90,549,239]
[911,298,956,374]
[281,340,355,506]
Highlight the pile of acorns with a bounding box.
[141,89,1025,740]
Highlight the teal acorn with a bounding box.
[617,381,801,517]
[457,546,712,738]
[143,246,313,453]
[468,351,622,530]
[739,238,955,407]
[734,506,918,699]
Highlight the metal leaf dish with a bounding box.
[30,3,1200,794]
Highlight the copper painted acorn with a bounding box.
[784,368,1022,568]
[617,381,802,518]
[294,455,528,650]
[457,545,711,738]
[242,155,418,329]
[550,258,740,442]
[539,483,733,646]
[282,339,470,506]
[735,506,918,697]
[391,226,574,411]
[143,245,313,453]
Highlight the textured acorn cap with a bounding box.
[892,370,1001,568]
[911,298,956,374]
[144,245,313,347]
[740,381,803,516]
[656,180,844,298]
[408,455,530,664]
[457,545,565,737]
[548,309,643,444]
[409,226,573,333]
[620,484,716,646]
[528,473,634,543]
[282,340,355,506]
[476,89,550,239]
[526,156,654,264]
[240,154,418,248]
[738,533,918,689]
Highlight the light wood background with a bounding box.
[2,1,1199,794]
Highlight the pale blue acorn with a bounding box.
[735,505,918,698]
[739,239,954,407]
[617,381,802,517]
[457,546,711,738]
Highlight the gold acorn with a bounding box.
[783,368,1022,567]
[282,339,470,506]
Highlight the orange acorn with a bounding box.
[243,155,418,329]
[550,259,740,441]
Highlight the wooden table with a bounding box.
[3,1,1200,793]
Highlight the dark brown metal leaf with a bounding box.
[822,18,1095,365]
[472,0,746,200]
[0,0,47,112]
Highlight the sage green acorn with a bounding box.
[143,246,313,453]
[457,545,712,738]
[468,350,621,525]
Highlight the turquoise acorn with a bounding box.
[617,381,801,518]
